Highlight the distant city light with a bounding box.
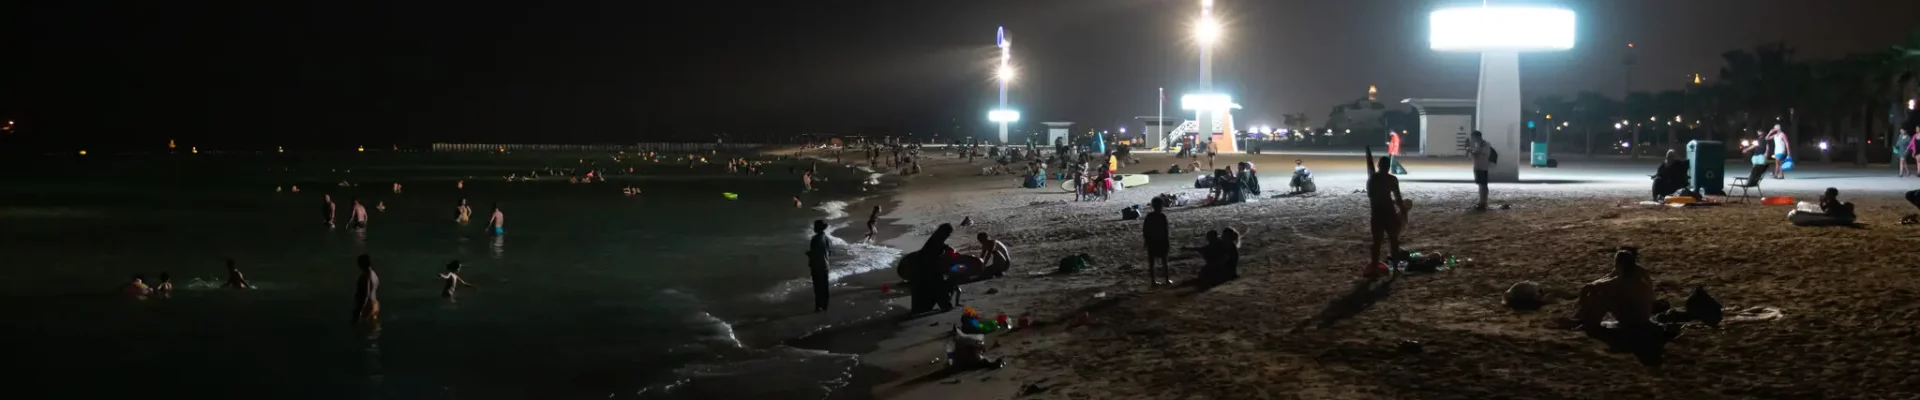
[1614,123,1622,129]
[1819,141,1829,151]
[1621,141,1631,148]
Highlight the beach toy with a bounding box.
[1663,196,1697,205]
[722,192,739,200]
[1760,196,1795,206]
[995,312,1011,329]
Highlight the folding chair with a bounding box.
[1725,165,1767,203]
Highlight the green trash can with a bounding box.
[1687,140,1725,196]
[1530,142,1550,167]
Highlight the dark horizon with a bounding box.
[2,0,1916,150]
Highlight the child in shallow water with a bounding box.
[440,260,477,300]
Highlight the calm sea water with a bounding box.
[0,152,900,399]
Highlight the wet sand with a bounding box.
[806,148,1920,399]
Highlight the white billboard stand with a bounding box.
[1430,6,1574,182]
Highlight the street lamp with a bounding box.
[988,26,1017,144]
[1430,5,1574,183]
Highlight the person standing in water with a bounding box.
[154,272,174,299]
[125,275,151,299]
[440,260,477,301]
[802,170,814,192]
[864,206,882,243]
[485,203,505,236]
[224,259,252,289]
[1143,197,1172,285]
[350,198,369,229]
[352,254,380,324]
[455,199,472,224]
[323,194,337,228]
[807,220,832,312]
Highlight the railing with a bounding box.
[430,143,771,153]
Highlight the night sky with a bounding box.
[2,0,1915,149]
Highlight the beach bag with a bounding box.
[1193,175,1214,189]
[1120,206,1141,220]
[1488,147,1500,164]
[1780,155,1794,171]
[1056,254,1091,274]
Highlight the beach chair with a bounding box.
[1725,165,1766,203]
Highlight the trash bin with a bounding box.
[1687,140,1725,196]
[1530,142,1550,167]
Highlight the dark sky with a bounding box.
[3,0,1916,149]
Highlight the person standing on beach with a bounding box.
[807,220,832,312]
[1143,197,1172,285]
[323,194,337,228]
[352,254,380,324]
[1205,140,1218,171]
[1467,131,1492,211]
[486,203,505,236]
[864,206,882,243]
[1367,152,1410,273]
[350,198,369,229]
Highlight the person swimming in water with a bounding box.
[125,275,151,299]
[375,201,386,212]
[486,203,504,236]
[439,260,477,301]
[350,198,369,229]
[323,194,337,228]
[154,272,174,299]
[456,199,472,223]
[224,259,252,289]
[352,254,380,324]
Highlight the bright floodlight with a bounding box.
[1430,7,1574,51]
[1194,17,1221,45]
[996,66,1015,82]
[1180,93,1237,110]
[988,109,1021,122]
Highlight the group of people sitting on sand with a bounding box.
[890,224,1017,314]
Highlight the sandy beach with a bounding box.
[799,147,1920,399]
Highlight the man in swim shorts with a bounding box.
[486,203,505,235]
[1368,154,1409,271]
[352,254,380,324]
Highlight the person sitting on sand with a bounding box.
[125,275,151,299]
[1188,228,1242,284]
[1574,248,1656,331]
[1290,160,1315,193]
[1652,150,1690,201]
[1367,154,1410,274]
[1818,187,1855,220]
[225,259,252,289]
[440,260,477,301]
[976,232,1012,278]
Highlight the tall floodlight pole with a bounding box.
[994,27,1015,144]
[1194,0,1218,147]
[1430,5,1574,182]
